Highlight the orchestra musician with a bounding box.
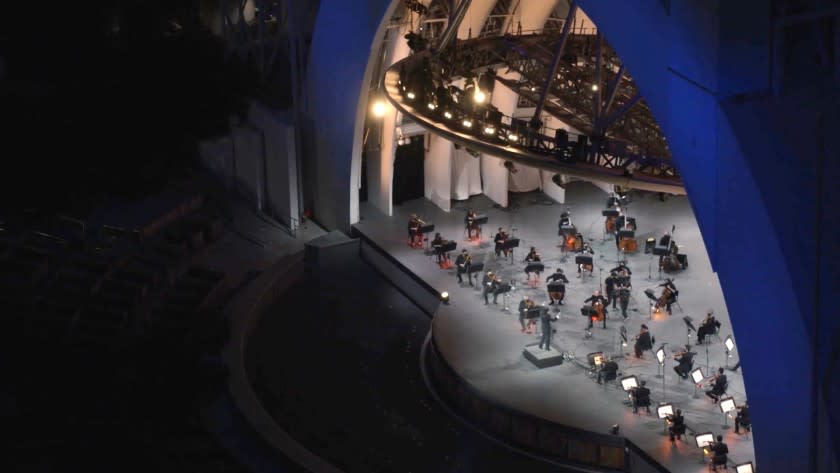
[610,261,632,276]
[577,242,594,276]
[734,403,751,435]
[673,345,696,379]
[697,310,721,344]
[596,359,619,384]
[431,233,445,263]
[705,367,728,403]
[455,249,471,284]
[631,380,652,414]
[605,271,618,309]
[559,210,571,227]
[518,296,536,333]
[539,309,559,350]
[493,227,509,258]
[667,409,686,442]
[525,246,541,263]
[634,324,653,358]
[465,209,480,239]
[616,279,631,319]
[482,271,496,305]
[546,268,569,305]
[408,214,424,247]
[491,275,507,304]
[656,278,678,314]
[584,290,609,329]
[709,435,729,471]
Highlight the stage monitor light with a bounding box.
[690,367,704,384]
[462,119,473,128]
[620,375,638,392]
[406,91,416,100]
[441,291,449,304]
[473,89,486,103]
[725,335,735,352]
[371,100,387,117]
[656,346,666,364]
[443,111,453,119]
[735,462,755,473]
[657,403,674,419]
[695,432,714,448]
[719,397,736,414]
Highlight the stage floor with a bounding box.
[356,183,755,473]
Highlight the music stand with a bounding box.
[502,237,520,264]
[719,397,736,429]
[683,316,696,347]
[690,367,704,398]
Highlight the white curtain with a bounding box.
[540,171,566,203]
[508,162,542,192]
[451,146,482,200]
[424,134,452,212]
[481,154,508,207]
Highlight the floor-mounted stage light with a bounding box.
[656,403,674,419]
[441,291,449,304]
[735,461,755,473]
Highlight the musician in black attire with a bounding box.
[709,435,729,471]
[465,209,479,239]
[584,291,609,329]
[631,380,651,414]
[705,368,728,403]
[559,210,571,227]
[518,296,533,332]
[735,403,751,434]
[431,233,445,263]
[673,345,695,379]
[455,250,471,284]
[539,309,558,350]
[596,359,619,384]
[577,242,594,275]
[634,324,653,358]
[492,276,507,304]
[658,278,679,314]
[525,247,541,262]
[605,272,618,308]
[493,227,508,257]
[546,268,568,305]
[482,271,496,304]
[667,409,686,442]
[616,281,631,319]
[408,214,422,245]
[697,310,720,344]
[610,261,632,276]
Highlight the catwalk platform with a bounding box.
[355,182,755,473]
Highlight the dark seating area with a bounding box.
[0,186,248,472]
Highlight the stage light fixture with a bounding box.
[591,84,599,91]
[656,403,674,419]
[462,119,473,128]
[690,367,704,384]
[695,432,714,448]
[507,132,518,141]
[719,397,736,414]
[441,291,449,304]
[427,102,436,110]
[371,100,387,117]
[620,375,639,392]
[407,91,416,100]
[655,346,666,364]
[473,89,486,103]
[735,462,755,473]
[443,111,453,119]
[725,335,735,353]
[530,86,536,92]
[483,125,496,135]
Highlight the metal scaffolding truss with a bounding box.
[219,0,288,78]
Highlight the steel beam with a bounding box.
[600,94,641,131]
[600,64,625,126]
[529,1,577,129]
[592,33,603,134]
[433,0,472,53]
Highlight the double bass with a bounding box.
[656,286,673,311]
[605,216,617,234]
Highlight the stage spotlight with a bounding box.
[591,84,599,91]
[507,132,518,141]
[462,119,473,128]
[474,89,486,103]
[655,346,666,364]
[483,125,496,135]
[441,291,450,304]
[407,91,416,100]
[371,100,387,117]
[719,397,736,414]
[620,375,639,392]
[530,86,536,92]
[735,462,755,473]
[695,432,714,448]
[725,335,735,353]
[690,367,705,384]
[427,102,436,110]
[657,403,674,419]
[443,111,453,119]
